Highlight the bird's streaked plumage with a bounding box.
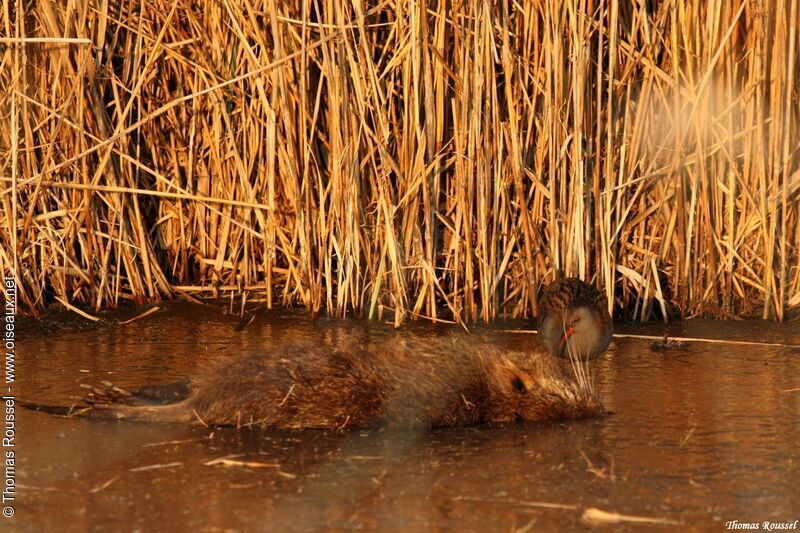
[538,277,613,360]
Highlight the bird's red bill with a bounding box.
[559,325,575,351]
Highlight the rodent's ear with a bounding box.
[510,374,527,393]
[500,364,535,395]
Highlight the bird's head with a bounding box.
[540,304,612,360]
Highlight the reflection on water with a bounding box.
[13,303,800,531]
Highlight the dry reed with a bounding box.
[1,0,798,322]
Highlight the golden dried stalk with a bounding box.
[0,0,798,321]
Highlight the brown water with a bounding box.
[9,302,800,531]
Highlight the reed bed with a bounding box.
[1,0,798,322]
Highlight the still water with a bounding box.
[11,302,800,531]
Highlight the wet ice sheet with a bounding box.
[12,304,800,531]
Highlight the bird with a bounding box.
[537,276,613,360]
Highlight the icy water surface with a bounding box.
[10,303,800,531]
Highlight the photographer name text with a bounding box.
[727,521,799,531]
[3,275,16,518]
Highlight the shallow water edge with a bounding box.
[9,302,800,531]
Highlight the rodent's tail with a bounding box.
[82,379,193,407]
[20,398,193,423]
[20,379,195,424]
[19,401,93,417]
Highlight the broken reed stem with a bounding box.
[0,0,798,322]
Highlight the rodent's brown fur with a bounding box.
[84,333,604,430]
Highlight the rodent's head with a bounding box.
[493,357,604,422]
[539,304,612,360]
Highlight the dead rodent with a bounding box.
[37,333,604,430]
